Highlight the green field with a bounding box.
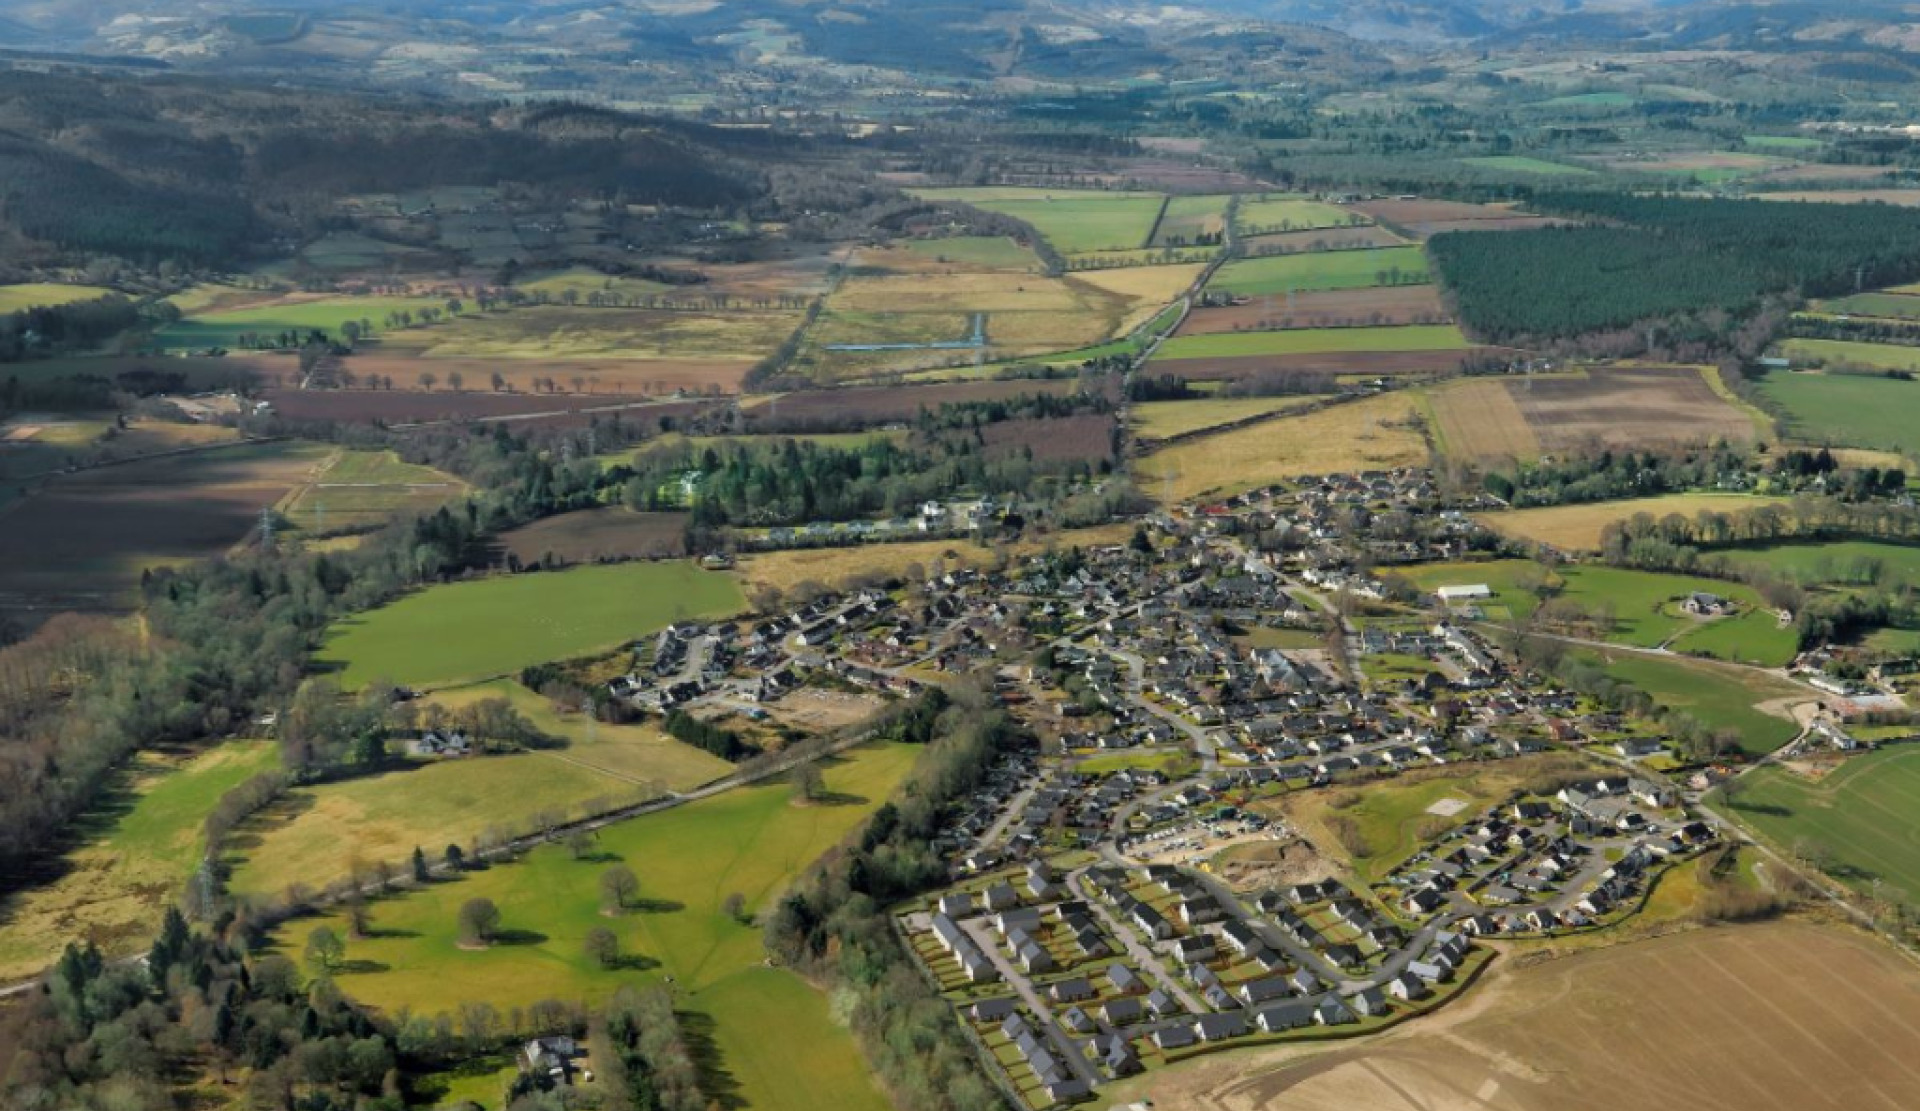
[1816,292,1920,320]
[1724,747,1920,904]
[1744,134,1823,150]
[154,294,442,350]
[0,282,117,312]
[1758,369,1920,456]
[0,741,279,980]
[1156,324,1469,359]
[1208,246,1430,296]
[1587,651,1803,755]
[900,236,1041,270]
[284,742,918,1111]
[1781,339,1920,372]
[1460,156,1597,176]
[318,561,743,688]
[516,266,672,301]
[907,186,1165,254]
[1150,194,1230,246]
[284,449,464,535]
[429,678,735,789]
[1537,91,1636,108]
[1721,541,1920,589]
[1234,195,1360,235]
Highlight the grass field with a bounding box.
[283,449,464,535]
[907,186,1165,254]
[0,283,117,312]
[1208,247,1430,297]
[1814,292,1920,321]
[1475,493,1795,551]
[1782,339,1920,372]
[1117,921,1920,1111]
[154,294,442,351]
[1131,396,1324,439]
[1135,394,1427,503]
[1745,134,1824,150]
[1234,196,1362,235]
[399,305,803,362]
[0,741,279,981]
[1150,194,1230,247]
[1155,324,1468,360]
[497,506,689,563]
[900,236,1041,270]
[1586,650,1804,754]
[318,561,742,689]
[1759,370,1920,456]
[1423,377,1540,462]
[1725,747,1920,905]
[1460,155,1597,176]
[732,523,1138,597]
[515,266,672,301]
[282,743,918,1111]
[1720,540,1920,588]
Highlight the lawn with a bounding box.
[1586,651,1804,755]
[1461,156,1597,176]
[907,186,1165,254]
[1155,324,1468,359]
[1758,369,1920,456]
[1475,493,1794,551]
[318,561,743,689]
[1233,196,1361,235]
[0,282,117,312]
[1208,246,1430,296]
[1131,396,1323,439]
[153,295,443,350]
[1723,747,1920,905]
[0,740,279,981]
[283,742,919,1111]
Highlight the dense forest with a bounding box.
[1429,195,1920,344]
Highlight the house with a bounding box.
[1174,935,1217,964]
[1050,977,1096,1004]
[1194,1013,1249,1042]
[1060,1005,1095,1034]
[969,998,1017,1022]
[1314,994,1356,1026]
[1407,959,1449,984]
[1436,584,1492,603]
[937,893,975,917]
[1252,1000,1316,1033]
[1683,592,1733,616]
[1387,973,1429,1002]
[525,1037,580,1084]
[1145,988,1180,1018]
[982,882,1019,912]
[1238,976,1292,1007]
[1107,964,1145,995]
[1347,986,1389,1017]
[1154,1025,1196,1051]
[1097,1033,1142,1077]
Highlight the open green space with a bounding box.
[1233,195,1360,235]
[153,294,442,350]
[1815,292,1920,320]
[1585,651,1803,755]
[1720,540,1920,589]
[900,236,1040,270]
[1156,324,1468,359]
[1745,134,1823,150]
[1208,246,1429,297]
[515,266,672,301]
[1537,91,1635,108]
[1758,369,1920,456]
[1781,338,1920,372]
[0,282,117,312]
[907,186,1164,254]
[282,742,918,1111]
[1723,747,1920,905]
[318,561,743,689]
[1461,156,1597,176]
[1150,194,1230,246]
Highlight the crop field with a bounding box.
[1727,748,1920,905]
[1234,195,1363,235]
[278,743,918,1111]
[740,378,1088,428]
[0,740,278,982]
[980,413,1117,462]
[908,186,1165,254]
[1135,394,1428,503]
[1156,324,1469,359]
[1149,194,1230,246]
[1132,396,1324,440]
[1239,226,1406,255]
[394,305,804,362]
[1597,150,1789,181]
[428,679,733,790]
[0,282,116,311]
[1208,247,1430,297]
[0,440,332,618]
[153,294,443,351]
[1460,155,1598,176]
[1586,650,1804,754]
[515,266,672,301]
[258,387,720,426]
[1175,286,1449,335]
[1423,376,1541,462]
[733,522,1137,597]
[1510,365,1762,452]
[1476,493,1794,551]
[900,236,1041,270]
[1068,261,1207,306]
[497,506,690,563]
[1759,370,1920,456]
[318,561,743,689]
[283,448,464,535]
[1120,922,1920,1111]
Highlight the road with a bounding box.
[1068,866,1207,1015]
[958,917,1102,1089]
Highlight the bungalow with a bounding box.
[969,998,1017,1022]
[1145,989,1180,1018]
[1107,964,1145,995]
[1050,977,1096,1004]
[1103,996,1144,1026]
[982,882,1019,912]
[1194,1013,1249,1042]
[1314,994,1356,1026]
[1252,1000,1316,1033]
[1347,986,1389,1017]
[1387,973,1429,1002]
[1407,959,1449,984]
[1174,935,1217,964]
[937,893,975,917]
[1060,1006,1095,1034]
[1238,976,1293,1007]
[1153,1025,1196,1051]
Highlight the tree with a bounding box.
[790,761,825,804]
[584,926,619,969]
[601,865,639,912]
[448,370,465,391]
[722,892,747,923]
[412,846,430,884]
[445,843,465,872]
[305,925,345,977]
[419,371,437,391]
[458,898,500,946]
[567,829,597,859]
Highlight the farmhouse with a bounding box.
[1436,584,1492,603]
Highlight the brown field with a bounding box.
[1135,394,1428,503]
[733,522,1137,597]
[980,413,1117,462]
[0,441,332,617]
[1152,349,1490,381]
[1176,286,1450,335]
[1351,199,1553,240]
[1758,189,1920,206]
[279,353,754,396]
[742,378,1092,429]
[1476,493,1796,550]
[1409,216,1571,235]
[1751,163,1889,185]
[497,507,689,563]
[260,388,720,428]
[1426,377,1541,462]
[1116,921,1920,1111]
[1510,366,1758,452]
[1240,226,1406,253]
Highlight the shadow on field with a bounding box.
[491,928,549,946]
[1729,801,1792,818]
[626,897,684,914]
[678,1009,745,1110]
[805,790,868,807]
[608,953,661,972]
[336,958,390,974]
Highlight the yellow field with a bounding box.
[1424,377,1541,462]
[734,523,1138,597]
[1132,396,1325,440]
[1069,263,1207,303]
[1135,395,1428,503]
[1477,493,1796,551]
[0,283,116,312]
[392,305,803,361]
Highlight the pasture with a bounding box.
[1475,493,1795,551]
[0,740,278,982]
[900,236,1040,270]
[1132,396,1325,440]
[1233,195,1363,235]
[1509,365,1763,452]
[1149,194,1230,247]
[1783,338,1920,372]
[1813,292,1920,321]
[1759,369,1920,456]
[1725,747,1920,906]
[0,283,117,311]
[1134,394,1427,503]
[1155,324,1469,360]
[515,266,672,301]
[1207,247,1430,297]
[428,679,734,790]
[1118,922,1920,1111]
[907,186,1165,254]
[396,304,803,362]
[318,561,743,689]
[1720,540,1920,589]
[496,506,689,563]
[280,743,918,1111]
[1587,651,1804,754]
[1175,285,1448,334]
[153,294,442,351]
[283,448,464,536]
